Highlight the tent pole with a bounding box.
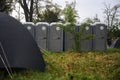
[0,42,13,79]
[0,54,13,79]
[39,46,50,56]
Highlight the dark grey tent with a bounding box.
[0,12,46,72]
[110,37,120,48]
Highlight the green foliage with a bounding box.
[58,3,93,52]
[39,8,61,23]
[58,22,93,52]
[33,1,62,23]
[73,23,93,52]
[107,22,120,46]
[103,3,120,44]
[0,0,13,13]
[62,3,77,23]
[108,22,120,39]
[83,18,94,24]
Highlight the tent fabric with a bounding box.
[110,37,120,48]
[0,12,46,71]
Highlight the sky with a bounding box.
[11,0,119,22]
[52,0,119,22]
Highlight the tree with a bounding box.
[103,3,120,28]
[82,18,94,24]
[16,0,61,22]
[33,0,61,23]
[93,14,100,23]
[18,0,34,22]
[59,3,93,52]
[0,0,13,13]
[82,14,100,24]
[39,8,61,23]
[103,3,120,45]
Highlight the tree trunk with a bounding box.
[29,0,33,22]
[18,0,33,22]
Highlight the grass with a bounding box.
[0,49,120,80]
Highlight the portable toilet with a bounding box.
[36,22,49,50]
[48,22,63,52]
[92,23,107,51]
[81,25,93,51]
[64,23,80,51]
[23,22,35,38]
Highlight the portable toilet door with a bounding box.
[48,22,63,52]
[36,22,49,50]
[81,25,93,51]
[64,23,79,51]
[23,22,35,38]
[93,23,107,51]
[64,31,74,51]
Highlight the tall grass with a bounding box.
[0,49,120,80]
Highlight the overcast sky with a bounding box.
[11,0,119,22]
[52,0,119,22]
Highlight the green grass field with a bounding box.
[1,49,120,80]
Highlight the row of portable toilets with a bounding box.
[23,22,107,52]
